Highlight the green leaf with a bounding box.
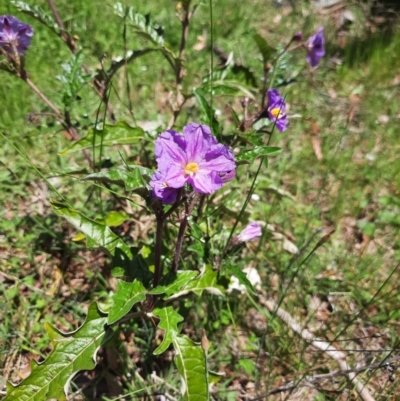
[56,51,90,108]
[236,146,282,165]
[102,211,129,227]
[113,4,178,68]
[158,271,198,297]
[253,33,275,63]
[193,89,221,136]
[112,249,153,286]
[83,165,152,192]
[168,265,224,299]
[51,201,132,258]
[225,265,256,295]
[228,104,241,127]
[4,303,112,401]
[59,122,146,155]
[153,306,184,355]
[173,335,209,401]
[11,1,60,36]
[108,280,147,324]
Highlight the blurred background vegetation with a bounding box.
[1,0,400,399]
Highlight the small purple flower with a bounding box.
[306,27,325,68]
[0,15,34,55]
[238,222,262,242]
[267,89,288,132]
[150,123,236,203]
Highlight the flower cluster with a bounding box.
[0,15,33,56]
[150,123,236,204]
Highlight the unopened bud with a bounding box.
[292,32,303,41]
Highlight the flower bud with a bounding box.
[238,222,262,242]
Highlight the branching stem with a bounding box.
[171,192,201,272]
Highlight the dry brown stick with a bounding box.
[258,292,376,401]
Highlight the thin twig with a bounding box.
[24,78,62,118]
[257,291,376,401]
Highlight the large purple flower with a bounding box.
[150,123,236,203]
[306,27,325,68]
[0,15,34,55]
[267,89,288,132]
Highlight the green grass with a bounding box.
[1,0,400,399]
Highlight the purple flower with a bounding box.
[267,89,288,132]
[0,15,34,56]
[306,27,325,68]
[150,123,236,203]
[238,222,262,242]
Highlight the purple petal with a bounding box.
[150,170,180,204]
[163,164,187,188]
[274,117,288,132]
[267,89,288,132]
[155,130,187,170]
[0,15,34,54]
[189,170,223,194]
[267,89,283,105]
[183,123,216,162]
[201,144,236,173]
[306,27,325,68]
[238,222,262,242]
[218,169,236,183]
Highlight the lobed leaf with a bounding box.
[153,306,184,355]
[149,270,200,297]
[51,201,132,258]
[108,279,147,324]
[113,4,178,68]
[4,303,112,401]
[167,265,224,299]
[173,335,209,401]
[236,146,282,165]
[56,51,90,108]
[11,1,60,36]
[59,122,146,155]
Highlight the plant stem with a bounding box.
[153,213,165,288]
[46,0,77,52]
[176,2,191,87]
[24,78,63,119]
[171,204,189,273]
[171,192,200,272]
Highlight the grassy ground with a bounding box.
[1,0,400,400]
